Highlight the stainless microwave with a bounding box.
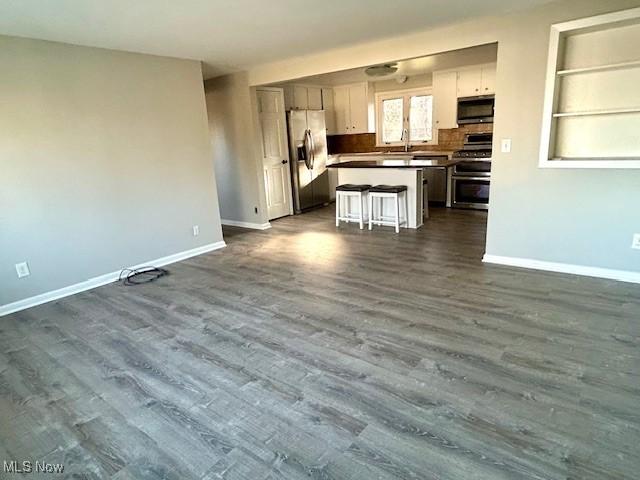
[457,95,495,124]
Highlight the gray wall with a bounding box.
[0,35,224,307]
[247,0,640,275]
[486,0,640,273]
[204,73,269,225]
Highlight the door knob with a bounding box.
[282,159,288,164]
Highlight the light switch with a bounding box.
[501,139,512,153]
[15,262,30,278]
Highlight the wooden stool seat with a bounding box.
[368,184,408,233]
[336,184,371,229]
[369,185,408,194]
[336,184,371,192]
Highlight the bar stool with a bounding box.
[368,185,408,233]
[335,184,371,229]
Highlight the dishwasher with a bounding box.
[422,167,448,207]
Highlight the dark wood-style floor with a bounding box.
[1,206,639,479]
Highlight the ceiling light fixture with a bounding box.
[364,63,398,77]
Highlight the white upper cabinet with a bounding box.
[333,86,351,134]
[480,65,496,94]
[322,88,337,135]
[307,87,323,110]
[284,85,324,110]
[333,83,370,134]
[456,63,496,97]
[348,84,368,133]
[457,68,482,97]
[285,82,371,134]
[292,86,308,109]
[432,70,458,130]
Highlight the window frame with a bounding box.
[375,87,436,147]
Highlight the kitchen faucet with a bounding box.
[403,128,409,152]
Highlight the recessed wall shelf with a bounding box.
[556,59,640,76]
[554,156,640,161]
[552,107,640,118]
[539,7,640,169]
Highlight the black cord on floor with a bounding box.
[118,266,169,286]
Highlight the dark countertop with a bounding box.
[327,157,459,169]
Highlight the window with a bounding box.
[375,88,434,146]
[381,97,403,143]
[409,95,433,142]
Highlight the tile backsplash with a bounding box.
[327,123,493,154]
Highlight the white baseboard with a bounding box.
[221,219,271,230]
[0,241,226,317]
[482,254,640,284]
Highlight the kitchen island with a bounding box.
[327,156,459,229]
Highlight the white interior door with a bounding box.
[257,88,292,220]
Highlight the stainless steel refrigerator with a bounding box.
[287,110,330,213]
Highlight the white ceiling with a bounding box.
[287,43,499,86]
[0,0,550,79]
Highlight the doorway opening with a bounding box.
[256,42,498,231]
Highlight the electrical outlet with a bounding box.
[15,262,30,278]
[192,225,199,236]
[501,138,512,153]
[632,233,640,250]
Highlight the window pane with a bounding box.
[409,95,433,142]
[382,98,403,143]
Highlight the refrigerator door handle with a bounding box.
[303,129,313,170]
[302,129,308,169]
[309,130,315,170]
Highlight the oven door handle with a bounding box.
[452,176,491,181]
[453,161,492,176]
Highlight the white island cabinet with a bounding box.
[337,167,424,228]
[327,156,458,229]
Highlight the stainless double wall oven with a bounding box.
[451,133,492,210]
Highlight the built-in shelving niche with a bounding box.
[539,7,640,168]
